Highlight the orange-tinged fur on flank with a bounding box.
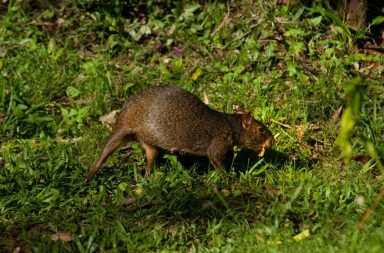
[86,86,274,181]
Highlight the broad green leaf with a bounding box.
[309,16,322,26]
[66,86,81,99]
[371,16,384,25]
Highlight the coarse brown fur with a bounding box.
[86,86,274,181]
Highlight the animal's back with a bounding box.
[116,86,232,156]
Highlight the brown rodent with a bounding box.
[86,85,274,181]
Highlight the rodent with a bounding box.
[86,85,274,181]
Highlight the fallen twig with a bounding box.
[270,119,292,129]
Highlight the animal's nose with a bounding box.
[265,135,274,148]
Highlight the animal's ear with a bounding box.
[242,112,253,129]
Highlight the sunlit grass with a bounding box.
[1,0,383,252]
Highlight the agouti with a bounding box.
[86,85,274,181]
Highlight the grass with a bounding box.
[1,0,384,252]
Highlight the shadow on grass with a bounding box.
[83,148,318,232]
[112,149,318,223]
[174,149,318,175]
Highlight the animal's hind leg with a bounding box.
[86,132,132,182]
[139,141,159,178]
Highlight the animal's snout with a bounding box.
[264,134,274,149]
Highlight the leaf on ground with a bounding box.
[296,124,320,143]
[354,195,365,206]
[121,198,136,206]
[173,48,183,57]
[191,68,202,81]
[266,240,283,245]
[56,137,83,143]
[350,155,373,164]
[203,91,209,105]
[162,57,171,64]
[0,112,5,123]
[99,110,120,129]
[66,86,81,99]
[12,247,21,253]
[51,233,73,242]
[293,229,310,241]
[109,55,131,68]
[133,187,143,196]
[331,106,344,122]
[296,125,305,144]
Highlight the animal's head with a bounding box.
[238,112,274,156]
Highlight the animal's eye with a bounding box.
[258,126,266,134]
